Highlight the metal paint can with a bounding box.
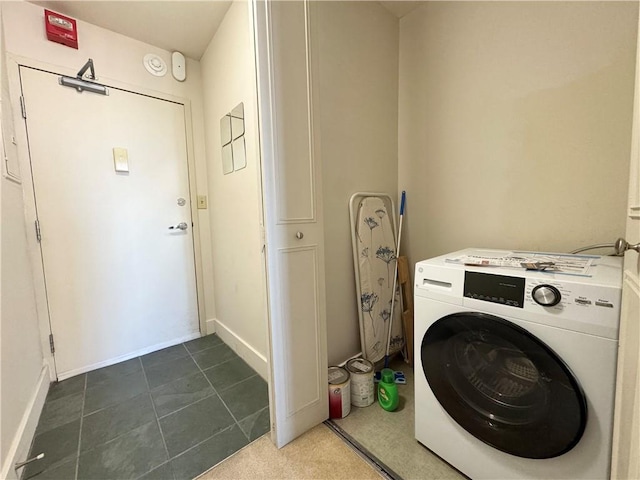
[328,366,351,419]
[346,358,375,407]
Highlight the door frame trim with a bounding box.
[7,54,207,380]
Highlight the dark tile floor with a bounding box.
[23,334,270,480]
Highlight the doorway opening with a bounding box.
[4,1,272,478]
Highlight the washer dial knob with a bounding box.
[532,285,561,307]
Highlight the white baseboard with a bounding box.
[213,318,268,381]
[206,318,216,335]
[337,351,363,367]
[1,364,50,480]
[57,331,201,380]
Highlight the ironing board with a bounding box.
[349,193,405,363]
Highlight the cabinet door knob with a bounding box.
[295,231,304,240]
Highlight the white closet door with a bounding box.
[611,9,640,479]
[253,0,329,447]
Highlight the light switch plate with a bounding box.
[113,147,129,173]
[197,195,207,209]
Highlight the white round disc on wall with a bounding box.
[143,54,167,77]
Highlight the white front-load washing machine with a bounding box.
[414,249,622,480]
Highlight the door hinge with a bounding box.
[20,95,27,119]
[35,219,41,242]
[49,334,55,354]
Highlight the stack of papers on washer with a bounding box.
[445,252,594,276]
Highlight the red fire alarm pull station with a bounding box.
[44,10,78,49]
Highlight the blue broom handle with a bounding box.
[384,191,406,366]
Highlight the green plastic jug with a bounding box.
[377,368,399,411]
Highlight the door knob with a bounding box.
[169,222,188,231]
[295,231,304,239]
[614,238,640,255]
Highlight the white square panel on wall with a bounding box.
[220,102,246,174]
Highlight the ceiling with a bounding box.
[31,1,233,60]
[30,1,423,61]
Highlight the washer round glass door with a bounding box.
[422,312,587,459]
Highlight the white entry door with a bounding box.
[253,0,329,447]
[20,66,199,379]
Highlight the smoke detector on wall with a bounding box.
[143,54,167,77]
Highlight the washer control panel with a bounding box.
[463,271,621,321]
[463,271,525,308]
[523,279,618,311]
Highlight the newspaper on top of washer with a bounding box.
[445,251,594,276]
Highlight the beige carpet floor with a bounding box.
[197,423,385,480]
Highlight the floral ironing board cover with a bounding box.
[355,196,404,363]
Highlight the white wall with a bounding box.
[0,8,45,476]
[316,2,399,364]
[398,2,639,267]
[0,1,216,336]
[200,1,268,377]
[0,156,45,479]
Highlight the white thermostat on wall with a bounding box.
[143,54,167,77]
[172,52,186,82]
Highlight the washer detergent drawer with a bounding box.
[415,264,464,304]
